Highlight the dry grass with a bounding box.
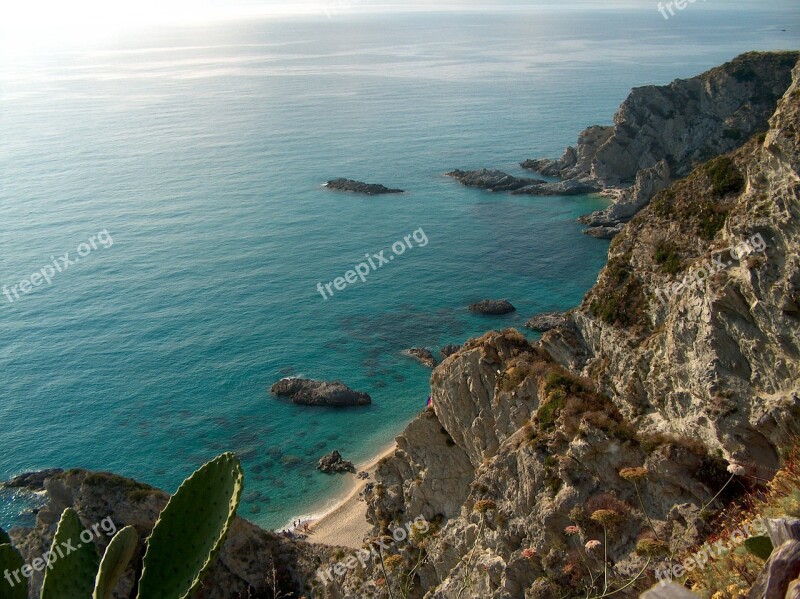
[675,444,800,598]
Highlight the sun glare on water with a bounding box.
[0,0,328,53]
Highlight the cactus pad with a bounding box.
[40,508,100,599]
[136,453,244,599]
[0,526,11,546]
[744,535,773,560]
[0,543,27,599]
[94,526,138,599]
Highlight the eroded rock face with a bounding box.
[542,59,800,467]
[359,330,723,599]
[440,344,462,358]
[365,407,474,528]
[7,470,330,599]
[341,57,800,599]
[325,178,403,195]
[748,541,800,599]
[527,51,799,224]
[525,311,567,332]
[270,378,371,406]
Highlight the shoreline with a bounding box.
[282,441,397,548]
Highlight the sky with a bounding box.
[0,0,794,49]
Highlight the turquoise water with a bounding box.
[1,5,798,529]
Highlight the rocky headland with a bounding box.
[450,52,799,238]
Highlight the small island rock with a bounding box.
[270,378,371,406]
[317,450,356,474]
[468,300,516,315]
[325,178,404,195]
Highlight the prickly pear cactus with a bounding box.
[93,526,138,599]
[0,525,11,545]
[136,453,244,599]
[744,535,774,560]
[0,543,27,599]
[40,508,100,599]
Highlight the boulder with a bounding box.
[765,518,800,547]
[748,540,800,599]
[640,583,699,598]
[584,224,624,239]
[270,378,371,406]
[468,299,516,315]
[317,450,356,474]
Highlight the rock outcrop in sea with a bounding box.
[468,299,516,315]
[446,168,600,195]
[325,178,404,195]
[270,377,371,406]
[316,450,356,474]
[403,348,438,368]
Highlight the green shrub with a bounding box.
[705,156,745,197]
[654,241,682,274]
[537,390,566,432]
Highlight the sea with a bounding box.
[1,1,798,530]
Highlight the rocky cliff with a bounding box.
[525,51,799,233]
[317,54,800,598]
[5,53,800,599]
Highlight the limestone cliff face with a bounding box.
[549,59,800,471]
[525,52,799,227]
[334,57,800,599]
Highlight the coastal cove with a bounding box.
[1,6,797,534]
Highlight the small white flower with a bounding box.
[727,463,746,476]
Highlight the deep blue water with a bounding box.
[1,4,798,529]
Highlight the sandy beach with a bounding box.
[296,442,397,549]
